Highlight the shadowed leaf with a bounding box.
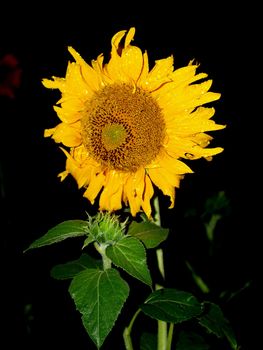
[51,253,102,280]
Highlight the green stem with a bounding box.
[123,327,134,350]
[123,309,141,350]
[156,248,165,280]
[157,320,167,350]
[167,323,174,350]
[155,283,167,350]
[94,242,112,270]
[102,252,112,270]
[153,195,161,226]
[153,195,168,350]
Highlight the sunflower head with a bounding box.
[81,82,166,172]
[43,27,225,218]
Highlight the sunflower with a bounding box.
[43,27,225,218]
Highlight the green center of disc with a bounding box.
[101,123,127,151]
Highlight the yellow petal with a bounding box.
[148,168,177,208]
[111,30,127,51]
[124,27,136,48]
[60,147,81,177]
[57,97,85,118]
[47,122,81,147]
[124,168,145,216]
[137,51,149,85]
[60,147,98,189]
[105,30,127,80]
[53,105,82,124]
[141,175,154,218]
[171,65,208,86]
[141,56,174,91]
[44,127,56,138]
[166,108,226,135]
[99,171,126,211]
[91,54,112,86]
[62,61,93,99]
[83,172,105,204]
[120,46,144,81]
[191,133,213,148]
[58,170,69,182]
[68,46,100,91]
[74,162,96,189]
[42,77,66,91]
[106,27,144,82]
[158,152,193,175]
[170,65,198,84]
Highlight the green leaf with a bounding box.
[50,253,102,280]
[141,288,202,323]
[204,213,222,241]
[69,268,129,349]
[176,331,209,350]
[128,221,169,249]
[106,236,152,287]
[82,235,95,249]
[24,220,88,251]
[185,261,210,294]
[140,332,157,350]
[204,190,231,216]
[198,302,238,349]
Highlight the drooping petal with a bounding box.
[99,171,127,211]
[148,167,178,208]
[59,147,82,183]
[124,168,146,216]
[83,172,105,204]
[141,175,154,218]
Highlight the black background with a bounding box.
[1,3,260,349]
